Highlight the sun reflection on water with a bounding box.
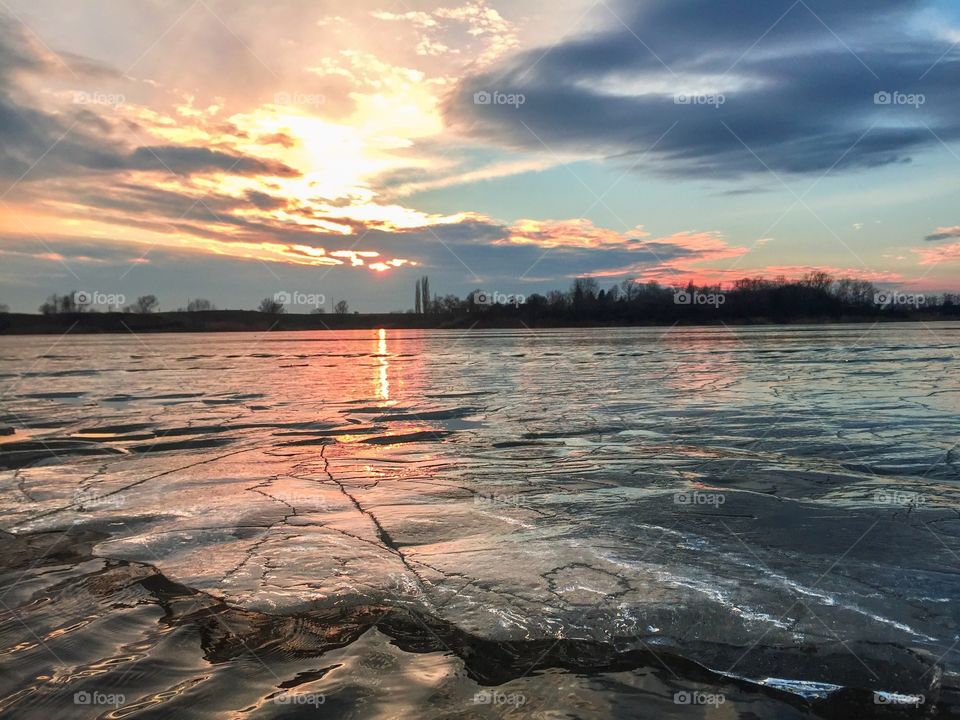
[375,328,389,400]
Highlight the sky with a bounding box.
[1,0,959,313]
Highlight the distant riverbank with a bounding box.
[2,309,960,334]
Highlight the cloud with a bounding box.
[370,1,516,63]
[924,225,960,242]
[501,218,650,250]
[122,146,297,176]
[0,21,298,183]
[445,0,960,177]
[916,242,960,265]
[491,218,752,282]
[586,229,749,279]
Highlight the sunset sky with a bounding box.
[1,0,959,312]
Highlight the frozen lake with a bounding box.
[1,324,959,718]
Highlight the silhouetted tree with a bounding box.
[39,292,80,314]
[803,271,833,292]
[132,295,159,314]
[620,278,641,302]
[546,290,567,309]
[258,297,285,313]
[186,298,215,311]
[436,294,463,313]
[832,278,875,306]
[572,277,599,308]
[334,300,349,314]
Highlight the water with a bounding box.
[1,324,958,718]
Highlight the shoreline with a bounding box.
[2,310,960,334]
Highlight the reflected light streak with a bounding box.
[375,328,389,400]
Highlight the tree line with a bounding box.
[410,271,958,322]
[30,292,352,315]
[15,271,960,322]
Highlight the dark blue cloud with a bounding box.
[446,0,959,176]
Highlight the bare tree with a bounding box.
[334,300,349,315]
[802,271,833,292]
[186,298,215,312]
[258,297,285,314]
[39,292,80,314]
[133,295,159,314]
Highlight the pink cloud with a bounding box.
[916,241,960,266]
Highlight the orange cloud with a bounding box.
[501,218,650,250]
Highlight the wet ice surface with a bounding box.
[1,325,959,718]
